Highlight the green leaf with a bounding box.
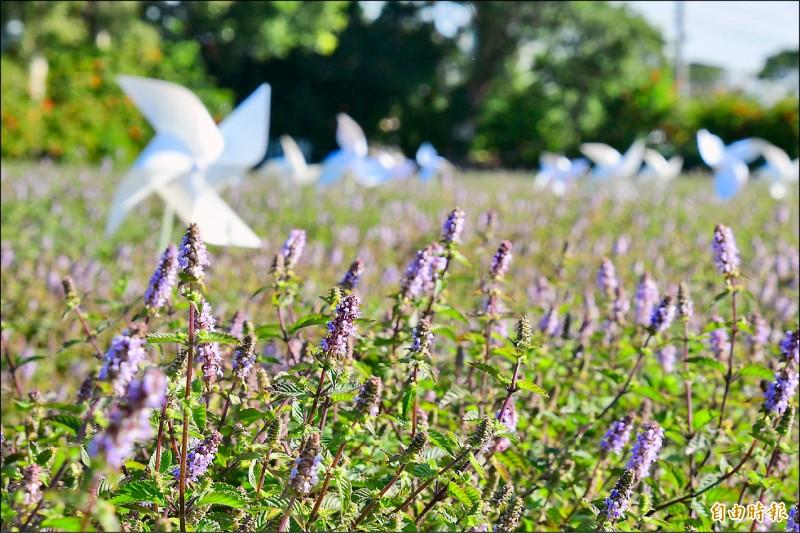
[146,332,187,345]
[432,304,469,323]
[40,518,84,531]
[428,430,458,456]
[254,323,283,340]
[411,463,436,479]
[197,484,248,508]
[290,314,329,333]
[272,380,309,398]
[686,356,726,373]
[516,380,549,397]
[196,330,241,345]
[448,482,473,507]
[110,480,166,506]
[450,249,471,267]
[15,354,45,368]
[738,364,774,380]
[467,453,485,479]
[50,414,82,435]
[402,388,416,421]
[692,408,714,431]
[192,403,207,431]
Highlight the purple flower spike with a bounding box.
[99,331,148,396]
[490,240,513,280]
[321,294,360,361]
[281,229,306,270]
[764,369,799,417]
[339,259,365,291]
[600,415,634,456]
[712,224,740,277]
[442,208,465,245]
[178,223,209,280]
[597,258,619,298]
[634,273,659,327]
[779,329,799,365]
[626,421,664,480]
[172,430,222,483]
[649,296,675,334]
[144,244,178,312]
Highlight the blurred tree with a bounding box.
[757,48,799,80]
[689,62,725,86]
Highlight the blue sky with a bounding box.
[621,1,800,73]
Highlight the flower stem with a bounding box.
[278,495,297,532]
[352,464,407,528]
[393,448,470,514]
[596,334,652,420]
[179,300,196,533]
[308,441,347,524]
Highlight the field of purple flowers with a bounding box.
[1,163,798,532]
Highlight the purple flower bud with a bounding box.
[289,433,322,495]
[321,294,360,361]
[233,333,257,382]
[194,299,222,384]
[598,258,619,298]
[411,318,433,354]
[339,259,365,291]
[490,241,513,280]
[748,314,771,354]
[173,430,222,483]
[764,369,799,417]
[634,273,659,327]
[603,470,634,521]
[89,369,166,469]
[780,329,799,365]
[712,224,740,277]
[354,376,383,418]
[626,421,664,480]
[612,286,629,325]
[657,345,677,373]
[401,246,434,300]
[145,244,178,311]
[178,223,209,280]
[600,415,633,456]
[493,398,519,452]
[99,331,148,396]
[442,208,465,244]
[281,229,306,270]
[677,282,693,321]
[649,296,675,334]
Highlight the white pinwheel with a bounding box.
[580,140,646,181]
[106,75,270,248]
[318,113,393,187]
[260,135,321,185]
[639,149,683,182]
[696,129,767,200]
[755,142,799,199]
[533,153,589,195]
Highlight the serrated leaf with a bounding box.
[196,330,240,345]
[50,414,82,435]
[110,480,166,506]
[686,356,726,373]
[146,332,187,344]
[40,518,84,531]
[254,323,283,340]
[402,387,416,421]
[516,379,549,397]
[692,408,714,431]
[272,380,309,398]
[411,463,436,479]
[428,430,457,456]
[197,485,247,508]
[448,482,473,507]
[738,364,774,380]
[433,304,469,323]
[290,314,329,333]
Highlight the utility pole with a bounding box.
[674,1,689,97]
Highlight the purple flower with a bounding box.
[173,430,222,483]
[712,224,740,277]
[748,314,771,354]
[144,244,178,311]
[442,208,465,244]
[233,333,257,382]
[90,369,166,469]
[289,433,322,495]
[603,470,634,521]
[657,345,677,373]
[178,223,209,280]
[634,273,659,327]
[787,503,799,532]
[401,246,434,300]
[779,330,799,365]
[598,258,619,298]
[194,299,222,384]
[539,307,560,337]
[612,286,629,325]
[411,318,433,354]
[339,259,365,291]
[354,376,383,418]
[99,331,148,396]
[490,240,513,280]
[626,421,664,480]
[649,296,675,334]
[764,369,799,417]
[281,229,306,270]
[600,415,633,456]
[493,398,519,452]
[321,294,360,361]
[228,310,245,339]
[709,323,730,360]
